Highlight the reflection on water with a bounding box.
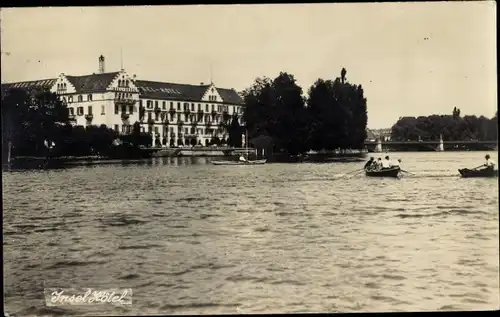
[3,151,499,315]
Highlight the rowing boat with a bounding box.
[458,168,498,178]
[365,167,401,178]
[211,159,267,166]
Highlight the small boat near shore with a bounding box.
[458,168,498,178]
[365,167,401,178]
[211,159,267,166]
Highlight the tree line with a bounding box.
[390,107,498,141]
[242,68,368,155]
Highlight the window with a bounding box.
[101,105,105,115]
[88,106,93,115]
[62,97,67,103]
[170,127,174,134]
[114,124,119,132]
[211,104,215,112]
[198,104,201,111]
[162,101,166,110]
[147,112,152,120]
[77,107,84,116]
[191,103,194,111]
[154,127,159,134]
[147,100,153,109]
[87,94,92,101]
[155,113,159,121]
[128,105,133,114]
[170,102,174,109]
[148,126,152,133]
[155,101,159,108]
[115,105,119,114]
[122,125,127,133]
[185,128,188,134]
[69,108,74,115]
[177,114,181,121]
[205,104,209,112]
[177,102,181,110]
[78,95,83,102]
[68,96,73,103]
[121,105,126,113]
[170,113,174,121]
[139,100,143,107]
[125,80,129,87]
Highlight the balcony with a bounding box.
[121,113,130,121]
[147,118,155,125]
[114,97,136,105]
[84,114,93,121]
[68,114,76,121]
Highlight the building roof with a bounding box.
[2,73,245,105]
[135,80,209,102]
[135,80,244,105]
[216,88,244,105]
[1,78,56,92]
[65,72,120,93]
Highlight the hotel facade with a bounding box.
[1,56,245,147]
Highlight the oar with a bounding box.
[400,169,415,175]
[336,168,363,178]
[471,164,485,170]
[347,169,366,178]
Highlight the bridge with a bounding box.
[364,136,498,152]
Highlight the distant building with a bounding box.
[1,55,244,147]
[366,128,392,141]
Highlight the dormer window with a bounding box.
[125,80,129,87]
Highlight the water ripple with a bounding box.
[3,152,499,315]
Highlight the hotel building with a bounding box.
[1,55,245,147]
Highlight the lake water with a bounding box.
[3,151,499,316]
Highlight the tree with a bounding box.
[242,72,309,155]
[307,68,368,151]
[2,87,70,157]
[227,115,243,147]
[390,112,497,142]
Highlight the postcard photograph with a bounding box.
[1,2,499,316]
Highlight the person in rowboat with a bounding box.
[239,155,247,162]
[391,159,402,168]
[375,158,383,170]
[364,157,375,170]
[477,154,495,171]
[381,156,391,169]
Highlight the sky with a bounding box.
[1,2,497,129]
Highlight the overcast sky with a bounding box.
[1,3,496,129]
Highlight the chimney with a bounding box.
[98,55,105,74]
